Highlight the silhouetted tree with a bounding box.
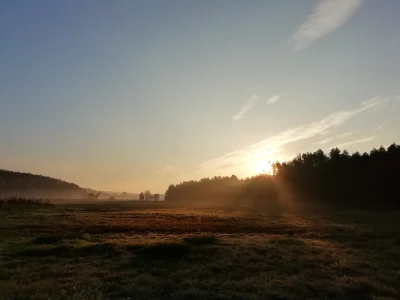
[144,190,152,201]
[164,143,400,208]
[87,192,100,200]
[139,192,145,201]
[273,143,400,207]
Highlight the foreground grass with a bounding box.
[0,202,399,299]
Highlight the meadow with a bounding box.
[0,201,399,300]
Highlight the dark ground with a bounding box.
[1,201,399,299]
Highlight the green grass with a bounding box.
[0,202,399,299]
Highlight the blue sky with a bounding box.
[1,0,399,192]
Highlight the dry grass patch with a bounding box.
[0,203,399,299]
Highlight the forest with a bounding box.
[0,170,82,198]
[165,143,400,208]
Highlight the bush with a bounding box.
[0,197,52,206]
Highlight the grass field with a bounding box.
[1,201,399,300]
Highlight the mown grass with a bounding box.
[0,202,399,299]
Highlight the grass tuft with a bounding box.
[75,242,120,257]
[33,235,61,245]
[14,245,71,257]
[135,242,193,260]
[183,235,219,246]
[32,232,84,244]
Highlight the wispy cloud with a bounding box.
[337,131,354,138]
[315,131,354,145]
[157,164,184,175]
[395,95,400,100]
[318,130,329,136]
[293,0,364,50]
[314,137,334,145]
[333,135,376,149]
[233,94,258,120]
[201,97,381,175]
[267,95,280,105]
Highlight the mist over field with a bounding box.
[2,0,400,299]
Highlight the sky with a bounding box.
[1,0,400,193]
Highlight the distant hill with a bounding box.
[0,169,84,199]
[0,169,163,200]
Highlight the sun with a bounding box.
[252,159,274,175]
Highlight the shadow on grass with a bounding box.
[75,243,120,257]
[129,235,221,261]
[183,235,219,246]
[134,242,193,260]
[10,235,221,261]
[32,232,84,244]
[4,232,399,299]
[10,242,120,258]
[13,245,72,257]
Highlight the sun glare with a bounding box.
[252,159,274,175]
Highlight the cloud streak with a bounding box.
[201,97,381,176]
[333,135,376,149]
[157,164,184,175]
[314,137,333,145]
[315,131,355,145]
[377,124,385,130]
[337,131,354,138]
[267,95,280,105]
[233,94,258,120]
[293,0,364,50]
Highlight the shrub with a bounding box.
[0,197,52,206]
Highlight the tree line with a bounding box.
[273,143,400,206]
[139,190,160,201]
[165,174,278,209]
[0,170,81,191]
[165,143,400,209]
[0,170,82,198]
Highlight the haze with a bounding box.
[1,0,399,193]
